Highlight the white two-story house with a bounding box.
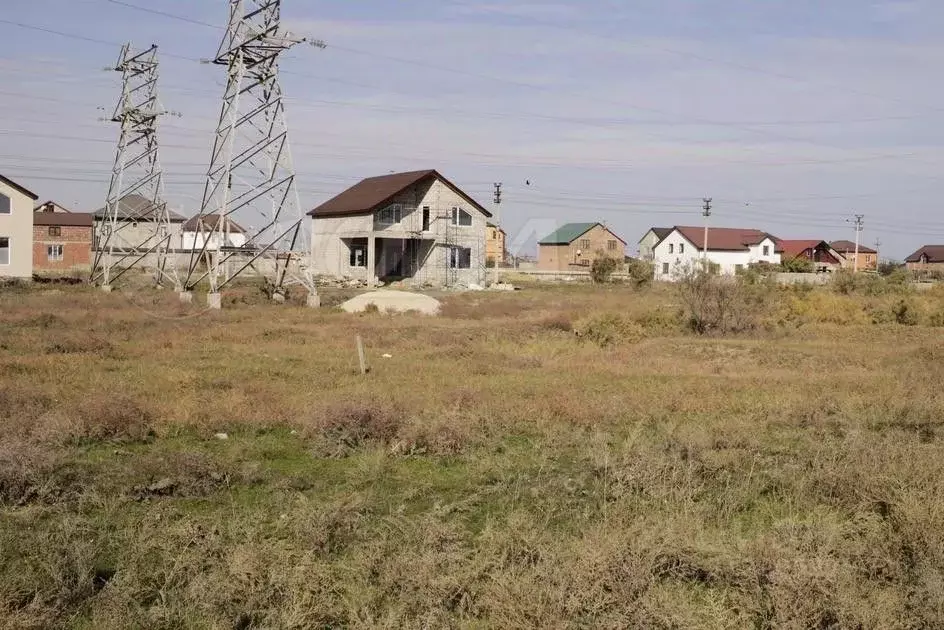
[308,170,491,288]
[652,225,781,280]
[0,174,40,278]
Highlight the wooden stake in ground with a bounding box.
[356,335,368,375]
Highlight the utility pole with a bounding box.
[874,238,882,271]
[184,0,324,308]
[492,182,502,286]
[90,43,179,292]
[702,197,712,268]
[848,213,865,272]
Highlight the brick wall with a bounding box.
[33,225,93,271]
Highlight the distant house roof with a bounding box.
[639,227,673,243]
[92,194,186,222]
[34,200,71,213]
[539,222,626,246]
[777,239,831,259]
[830,240,877,255]
[308,169,492,218]
[33,212,93,227]
[0,174,39,200]
[905,245,944,264]
[182,213,247,234]
[668,226,781,252]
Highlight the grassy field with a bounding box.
[2,278,944,629]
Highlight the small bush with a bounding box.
[625,258,654,288]
[317,400,401,452]
[892,298,921,326]
[832,270,857,295]
[782,292,869,326]
[573,313,646,347]
[781,257,815,273]
[540,313,573,333]
[590,255,619,284]
[676,265,772,335]
[72,394,155,443]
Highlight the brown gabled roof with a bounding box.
[777,239,829,259]
[33,212,93,227]
[34,200,71,213]
[0,174,39,200]
[182,213,247,234]
[905,245,944,264]
[308,169,492,218]
[671,226,780,252]
[830,240,877,255]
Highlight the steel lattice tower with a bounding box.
[185,0,320,307]
[92,43,180,291]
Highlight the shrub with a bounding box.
[781,257,815,273]
[832,270,857,295]
[892,298,921,326]
[878,260,904,276]
[625,258,654,288]
[590,254,619,284]
[573,313,646,347]
[783,292,870,326]
[71,393,155,443]
[317,400,401,452]
[675,265,771,335]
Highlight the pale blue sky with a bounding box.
[2,0,944,258]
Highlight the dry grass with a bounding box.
[1,279,944,628]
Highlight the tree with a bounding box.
[781,256,814,273]
[590,254,619,284]
[625,258,654,288]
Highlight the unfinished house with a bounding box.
[308,170,491,287]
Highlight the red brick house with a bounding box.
[33,201,94,272]
[905,245,944,276]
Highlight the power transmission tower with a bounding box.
[91,43,180,292]
[847,213,865,272]
[702,197,713,265]
[492,182,502,285]
[184,0,323,309]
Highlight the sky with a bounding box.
[2,0,944,258]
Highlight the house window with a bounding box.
[422,206,430,231]
[0,193,9,215]
[378,204,402,225]
[580,259,590,266]
[449,246,471,269]
[47,244,63,262]
[48,226,61,237]
[679,243,685,254]
[0,237,9,265]
[451,207,472,227]
[579,239,591,251]
[669,243,674,254]
[763,245,770,256]
[607,239,617,251]
[662,262,669,275]
[349,243,367,267]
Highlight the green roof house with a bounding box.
[537,222,626,271]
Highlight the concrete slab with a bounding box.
[340,290,440,316]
